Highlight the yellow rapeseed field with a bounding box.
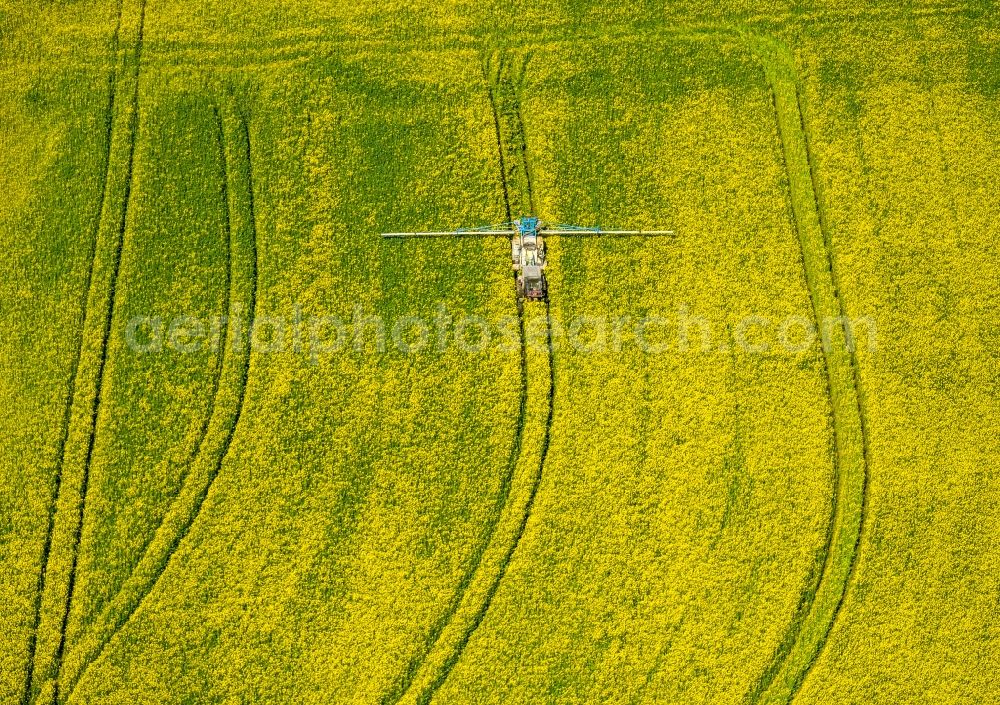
[0,1,996,704]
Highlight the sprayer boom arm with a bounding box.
[381,230,518,238]
[538,229,675,237]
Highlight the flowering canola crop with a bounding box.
[0,2,996,704]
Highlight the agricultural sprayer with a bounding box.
[382,216,674,301]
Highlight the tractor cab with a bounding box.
[520,264,547,300]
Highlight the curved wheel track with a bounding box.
[386,51,554,705]
[22,2,146,703]
[59,101,261,702]
[744,34,870,705]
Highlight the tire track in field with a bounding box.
[783,76,871,705]
[15,5,980,76]
[383,302,529,705]
[485,52,513,222]
[70,102,236,658]
[416,300,554,705]
[388,52,555,705]
[414,53,556,704]
[379,54,528,705]
[22,2,145,703]
[744,35,870,705]
[20,54,119,705]
[51,3,147,698]
[59,102,260,702]
[67,97,236,656]
[105,5,968,70]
